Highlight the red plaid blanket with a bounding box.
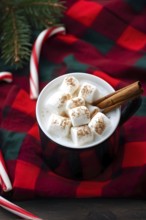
[0,0,146,200]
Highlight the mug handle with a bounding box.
[119,96,142,126]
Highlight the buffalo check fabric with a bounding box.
[0,0,146,200]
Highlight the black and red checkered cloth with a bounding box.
[0,0,146,200]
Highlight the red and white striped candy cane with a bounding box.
[0,26,65,99]
[0,152,42,219]
[0,196,42,220]
[0,75,13,192]
[30,26,66,99]
[0,72,13,83]
[0,151,12,192]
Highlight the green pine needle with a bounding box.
[0,0,65,69]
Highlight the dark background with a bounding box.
[1,198,146,219]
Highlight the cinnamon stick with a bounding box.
[94,81,143,110]
[93,81,141,106]
[102,89,143,114]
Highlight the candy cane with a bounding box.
[30,26,66,99]
[0,151,42,220]
[0,75,13,192]
[0,151,12,192]
[0,72,13,83]
[0,196,42,220]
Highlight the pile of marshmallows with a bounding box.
[47,75,111,146]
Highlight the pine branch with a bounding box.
[0,0,65,69]
[17,0,65,10]
[18,0,65,29]
[1,10,31,68]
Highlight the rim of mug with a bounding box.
[36,72,121,149]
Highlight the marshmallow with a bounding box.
[71,125,94,146]
[69,106,90,127]
[78,82,99,103]
[66,97,85,113]
[60,75,80,94]
[48,114,71,137]
[86,104,100,118]
[47,92,71,115]
[88,112,110,135]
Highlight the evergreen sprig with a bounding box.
[0,0,65,68]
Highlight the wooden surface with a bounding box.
[0,198,146,219]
